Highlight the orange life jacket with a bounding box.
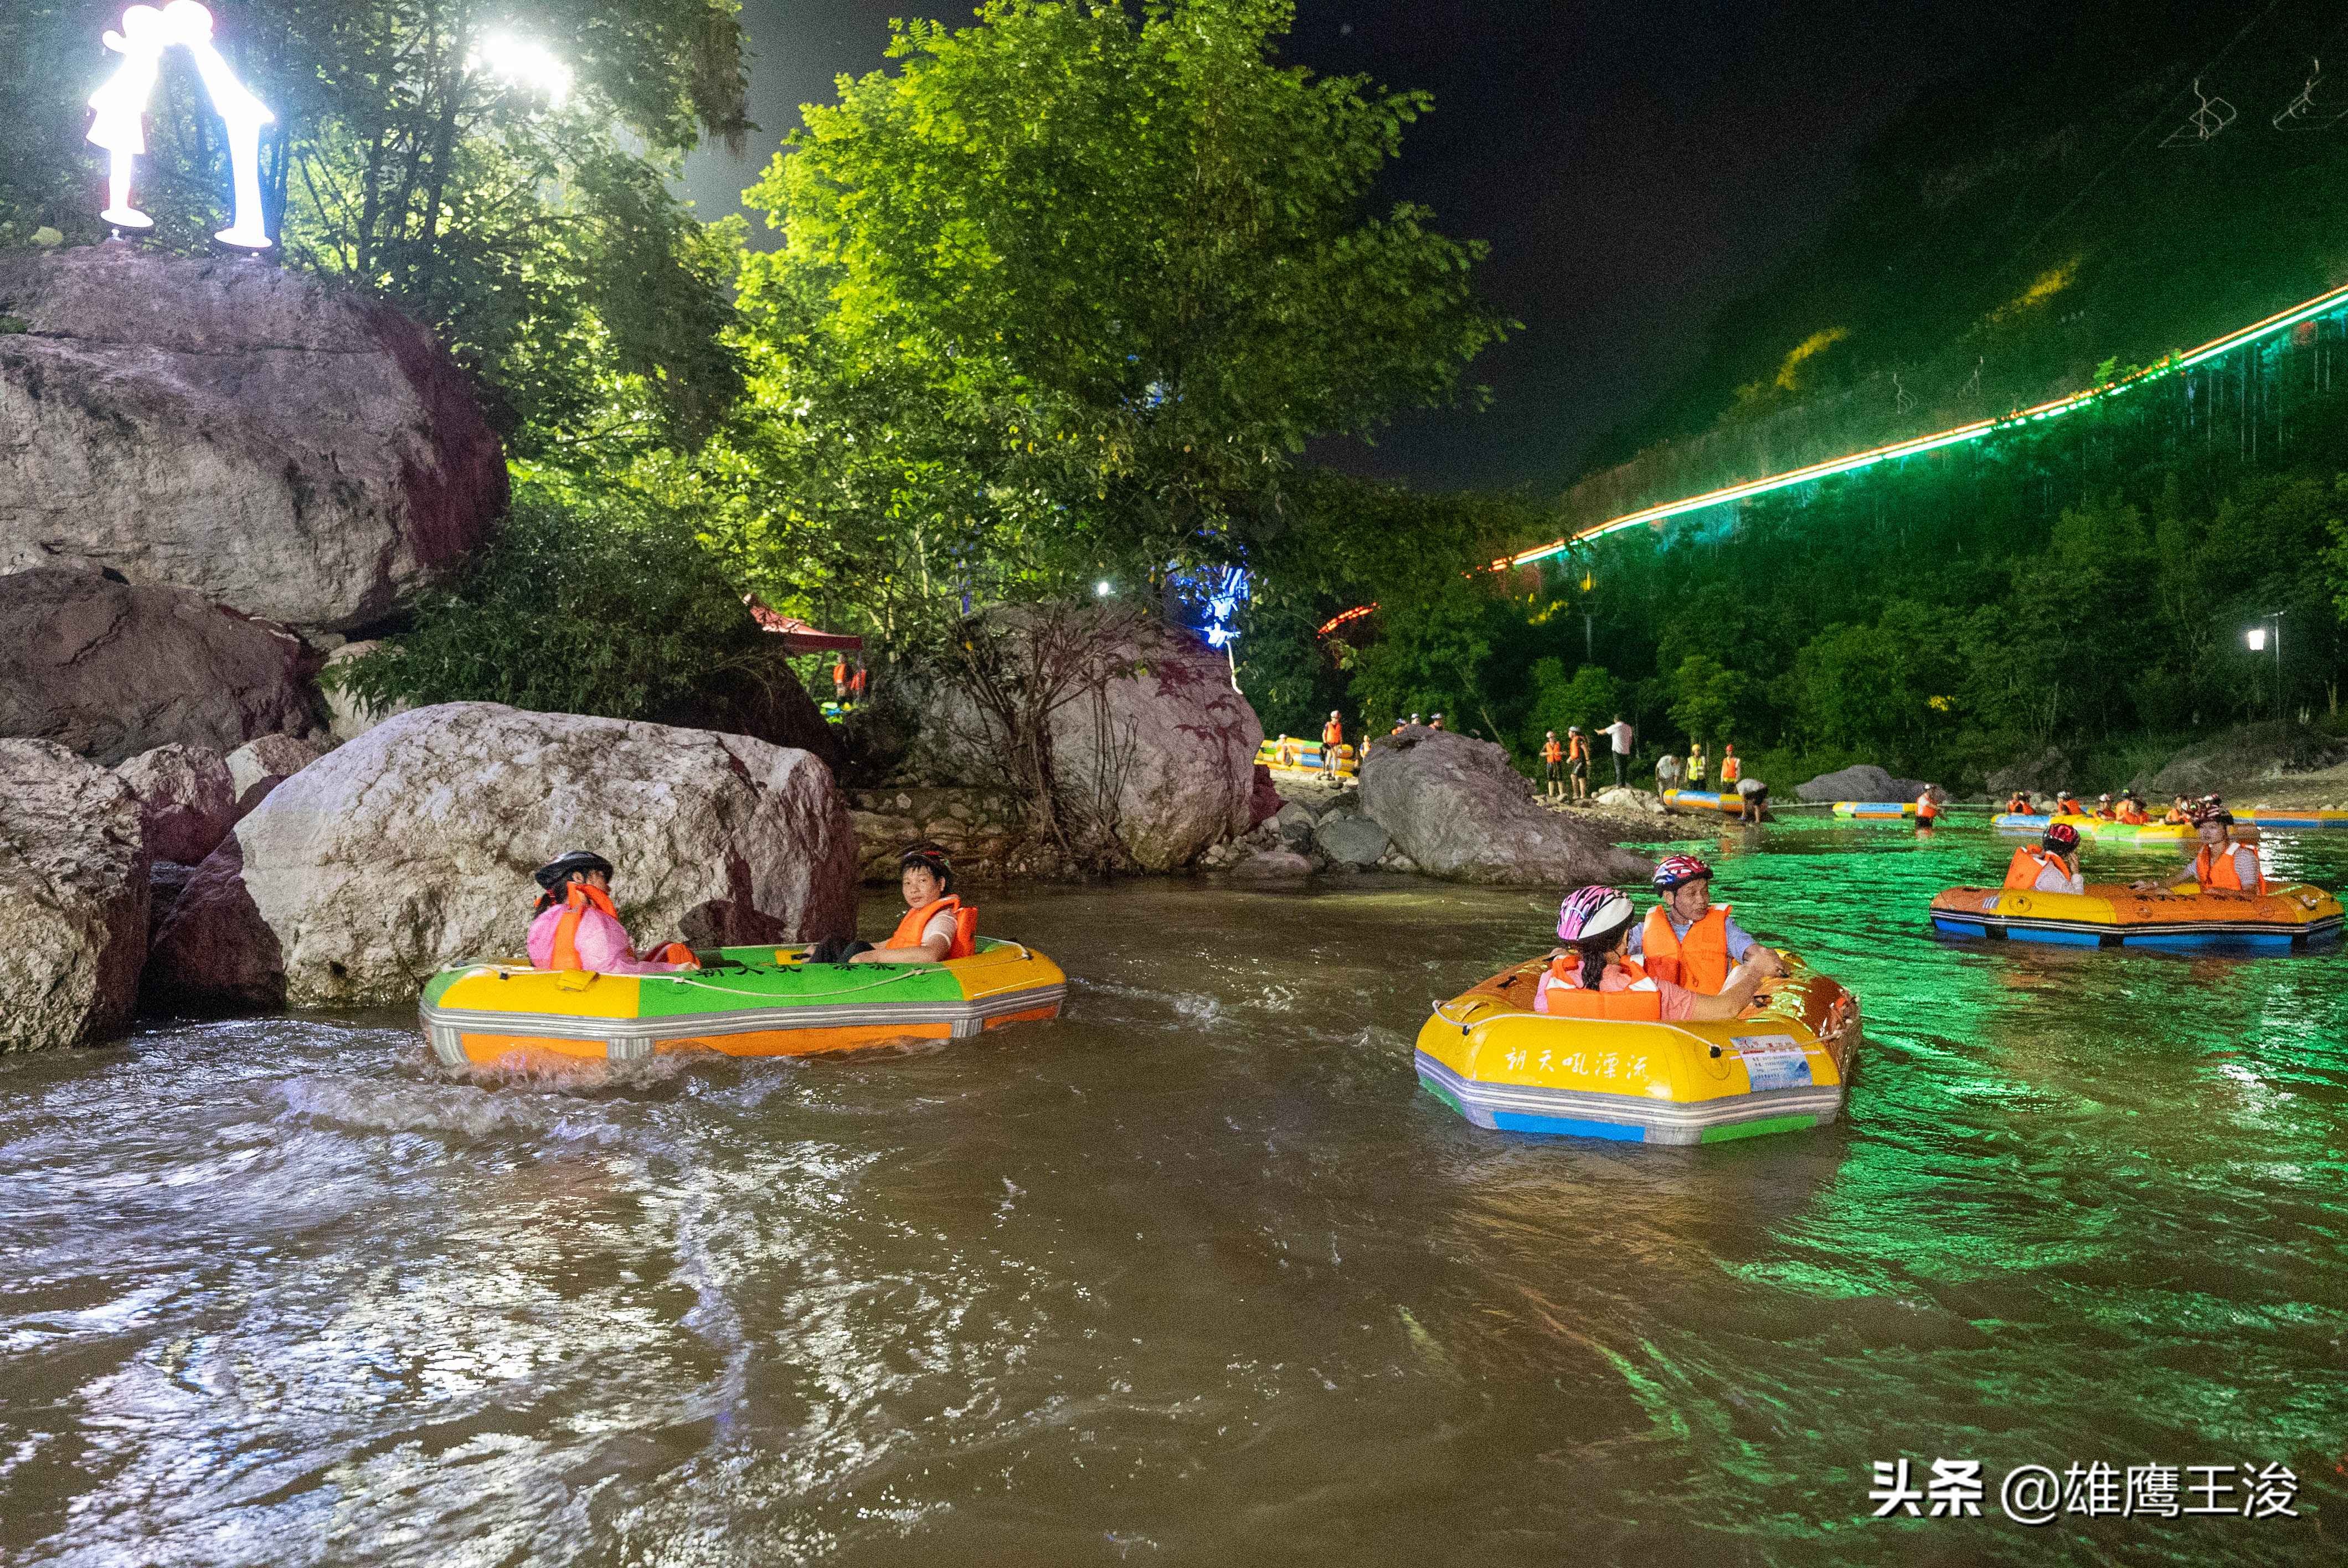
[1721,753,1741,782]
[2006,796,2031,814]
[1542,739,1562,764]
[549,882,616,971]
[1915,792,1939,822]
[2056,796,2084,817]
[2115,805,2149,825]
[1641,904,1733,994]
[2191,842,2264,894]
[1538,956,1664,1020]
[1322,719,1343,746]
[2164,807,2190,824]
[2005,846,2077,891]
[890,895,979,958]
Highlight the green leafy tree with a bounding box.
[733,0,1508,593]
[1666,654,1747,751]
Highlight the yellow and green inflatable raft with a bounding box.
[420,940,1067,1067]
[1414,954,1859,1145]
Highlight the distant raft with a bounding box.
[1832,801,1917,819]
[1928,883,2342,950]
[1255,736,1357,778]
[2236,807,2348,830]
[1991,812,2195,844]
[419,940,1068,1067]
[1414,954,1860,1145]
[1661,788,1757,816]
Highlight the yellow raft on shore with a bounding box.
[419,940,1068,1067]
[1414,954,1859,1145]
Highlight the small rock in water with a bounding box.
[1232,848,1314,879]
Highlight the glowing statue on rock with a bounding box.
[85,2,275,249]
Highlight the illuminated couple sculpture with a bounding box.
[87,2,274,249]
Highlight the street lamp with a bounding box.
[1094,580,1113,597]
[2245,613,2283,723]
[470,33,573,102]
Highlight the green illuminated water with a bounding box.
[2,823,2344,1565]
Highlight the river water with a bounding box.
[3,822,2344,1566]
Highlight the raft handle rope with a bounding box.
[651,966,939,1003]
[1432,998,1481,1035]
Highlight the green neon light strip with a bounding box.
[1502,278,2348,568]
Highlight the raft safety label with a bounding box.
[1732,1034,1813,1091]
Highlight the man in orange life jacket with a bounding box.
[1914,785,1943,829]
[2113,792,2150,826]
[1320,710,1345,780]
[2137,808,2266,896]
[526,850,698,974]
[1536,884,1780,1020]
[2005,821,2085,895]
[1539,730,1565,801]
[1623,854,1769,995]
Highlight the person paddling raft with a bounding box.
[527,851,699,974]
[1535,885,1782,1021]
[2005,821,2085,894]
[1625,854,1771,993]
[2135,808,2267,896]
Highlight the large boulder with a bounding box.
[115,742,238,864]
[0,246,506,632]
[148,703,858,1009]
[2146,722,2348,798]
[0,741,150,1050]
[1358,729,1654,886]
[0,568,323,764]
[1795,763,1930,803]
[649,657,843,773]
[1314,814,1392,867]
[224,732,327,811]
[907,608,1263,871]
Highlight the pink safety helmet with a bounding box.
[1555,885,1635,944]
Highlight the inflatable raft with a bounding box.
[1832,801,1917,819]
[1928,883,2342,950]
[1255,736,1357,778]
[419,940,1068,1066]
[1414,954,1859,1145]
[2237,807,2348,830]
[1661,788,1758,816]
[1991,812,2194,844]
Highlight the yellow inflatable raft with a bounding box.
[419,940,1068,1067]
[1414,954,1859,1144]
[1991,812,2193,844]
[1255,736,1357,778]
[1930,883,2342,950]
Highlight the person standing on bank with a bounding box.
[1321,710,1345,781]
[1540,730,1564,801]
[1599,714,1635,790]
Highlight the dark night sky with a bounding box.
[683,1,2034,493]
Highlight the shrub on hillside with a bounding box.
[330,484,798,725]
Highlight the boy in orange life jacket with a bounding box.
[2005,821,2085,894]
[527,850,698,974]
[1536,885,1780,1021]
[850,844,980,963]
[1624,854,1772,994]
[2136,808,2265,896]
[1539,730,1564,800]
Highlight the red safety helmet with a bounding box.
[2043,822,2080,853]
[1652,854,1714,892]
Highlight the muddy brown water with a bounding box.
[3,825,2345,1565]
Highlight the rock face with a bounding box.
[650,657,843,774]
[1985,746,2069,798]
[1314,814,1392,867]
[1593,786,1668,816]
[115,742,238,864]
[0,569,322,764]
[2145,722,2348,798]
[1359,729,1654,886]
[1795,764,1930,803]
[0,741,150,1050]
[225,732,327,810]
[148,703,859,1009]
[908,610,1263,871]
[0,246,506,631]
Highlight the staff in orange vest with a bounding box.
[1320,710,1345,780]
[1914,785,1943,829]
[2139,809,2265,896]
[1568,725,1591,801]
[1626,854,1768,994]
[1539,730,1566,801]
[1536,885,1780,1020]
[2005,822,2084,894]
[526,850,699,974]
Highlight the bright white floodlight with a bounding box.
[1095,580,1114,597]
[2247,626,2267,651]
[471,33,572,103]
